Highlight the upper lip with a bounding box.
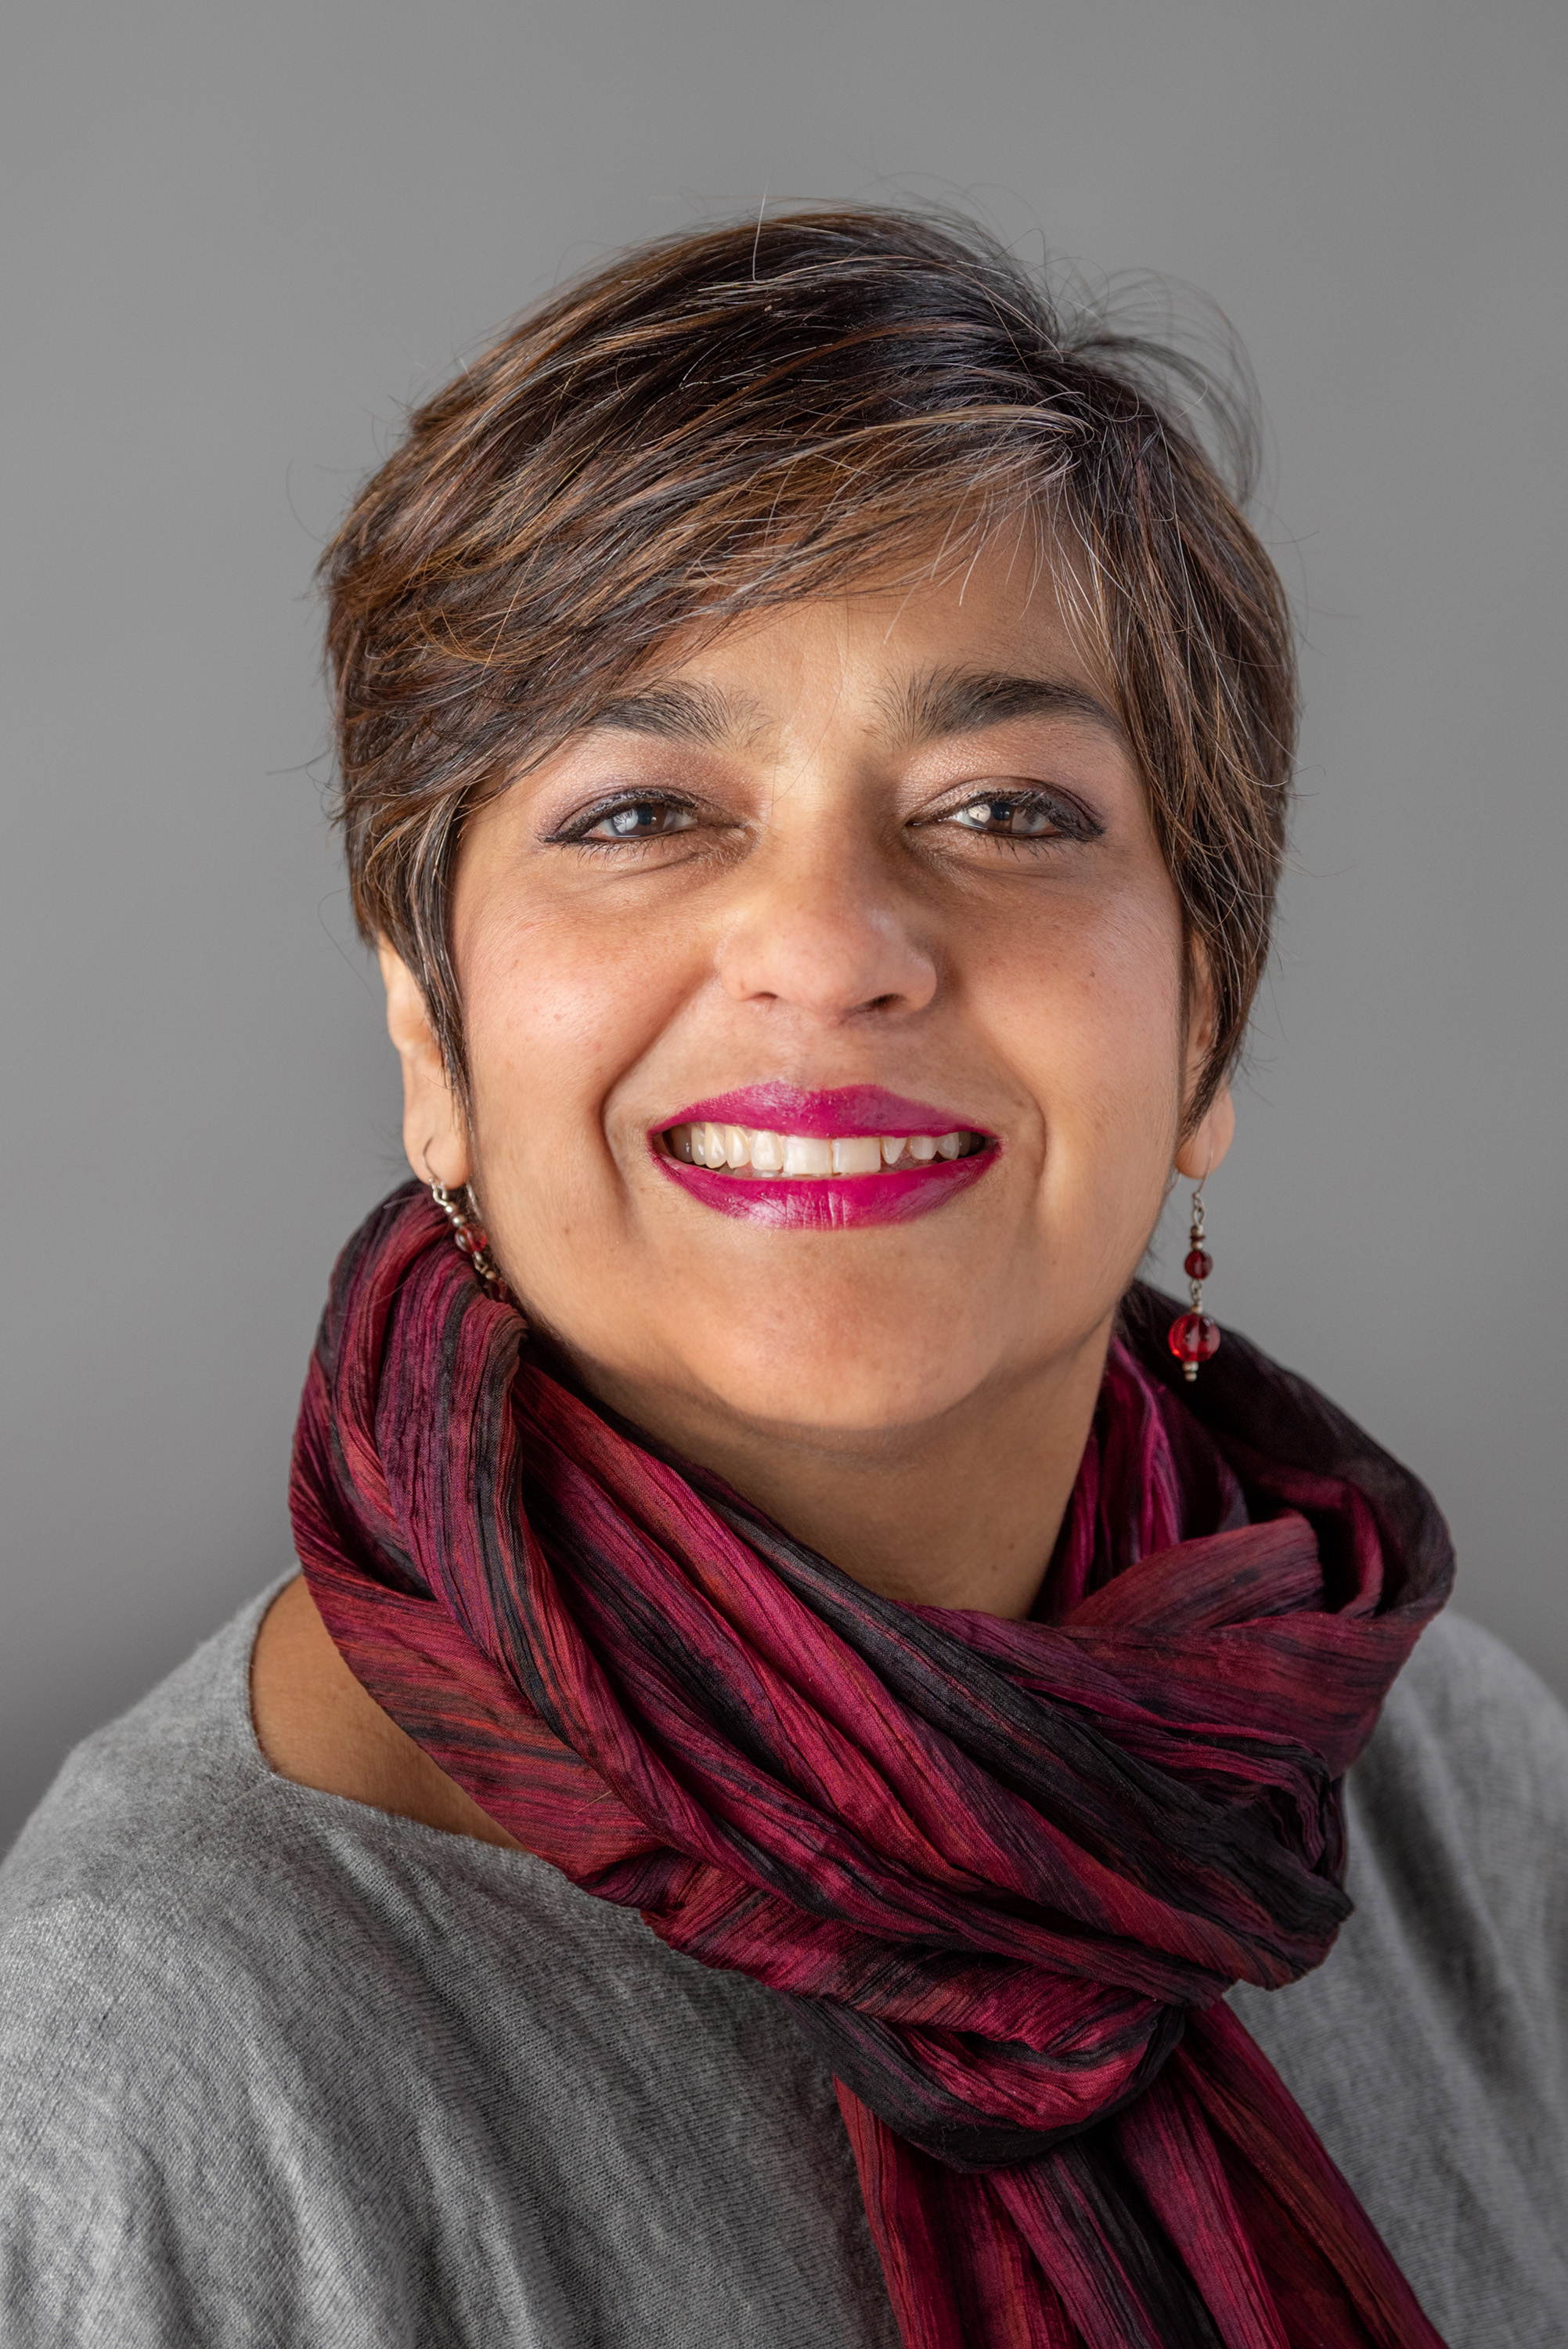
[658,1084,987,1139]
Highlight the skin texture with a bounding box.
[253,1575,521,1846]
[254,547,1233,1828]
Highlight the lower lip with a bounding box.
[653,1146,997,1229]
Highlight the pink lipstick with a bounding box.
[651,1084,998,1230]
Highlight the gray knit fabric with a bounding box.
[1,1590,1564,2347]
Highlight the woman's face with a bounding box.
[388,543,1229,1456]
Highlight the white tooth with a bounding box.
[704,1122,728,1168]
[909,1135,938,1162]
[783,1133,833,1177]
[937,1131,964,1160]
[880,1137,907,1166]
[672,1126,694,1163]
[724,1124,752,1169]
[750,1130,784,1174]
[687,1125,707,1165]
[832,1135,883,1175]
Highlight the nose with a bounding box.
[714,835,939,1027]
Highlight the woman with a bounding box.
[2,211,1563,2348]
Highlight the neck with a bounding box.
[562,1319,1114,1622]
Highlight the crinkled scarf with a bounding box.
[290,1184,1454,2349]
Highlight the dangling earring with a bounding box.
[1168,1182,1220,1383]
[429,1179,509,1304]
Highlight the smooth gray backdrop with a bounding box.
[4,0,1565,1849]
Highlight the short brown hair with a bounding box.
[323,209,1296,1119]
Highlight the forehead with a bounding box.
[586,539,1127,757]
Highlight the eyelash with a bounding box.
[550,785,1101,853]
[549,795,707,850]
[924,788,1101,844]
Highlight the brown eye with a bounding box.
[948,794,1062,838]
[580,799,698,841]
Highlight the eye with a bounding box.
[943,792,1075,839]
[569,796,701,843]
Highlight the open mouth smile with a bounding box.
[651,1086,999,1229]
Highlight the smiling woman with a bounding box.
[2,211,1565,2349]
[373,547,1229,1620]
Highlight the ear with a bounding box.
[377,942,470,1189]
[1173,950,1236,1182]
[1174,1078,1235,1182]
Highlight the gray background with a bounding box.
[3,0,1564,1850]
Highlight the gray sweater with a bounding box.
[1,1589,1565,2347]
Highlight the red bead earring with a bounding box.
[430,1179,509,1303]
[1168,1182,1220,1383]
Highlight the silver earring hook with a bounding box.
[1190,1134,1216,1224]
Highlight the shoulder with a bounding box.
[0,1590,893,2348]
[0,1589,577,2346]
[1352,1607,1568,1956]
[2,1586,281,1927]
[1232,1607,1568,2345]
[1375,1601,1568,1778]
[0,1569,585,2043]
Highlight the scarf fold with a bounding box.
[290,1183,1454,2349]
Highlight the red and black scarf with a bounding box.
[290,1183,1453,2349]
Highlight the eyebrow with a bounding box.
[583,682,760,749]
[884,667,1127,748]
[581,666,1126,752]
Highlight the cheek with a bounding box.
[992,886,1186,1207]
[457,897,682,1172]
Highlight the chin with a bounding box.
[682,1331,1000,1444]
